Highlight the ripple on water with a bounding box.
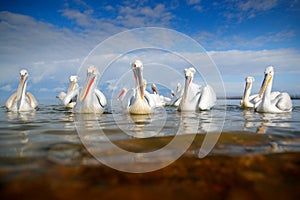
[0,100,299,171]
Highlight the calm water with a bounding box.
[0,99,300,172]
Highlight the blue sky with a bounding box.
[0,0,300,103]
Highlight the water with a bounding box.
[1,99,300,199]
[0,100,300,172]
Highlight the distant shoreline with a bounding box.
[218,96,300,100]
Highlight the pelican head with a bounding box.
[244,76,255,92]
[171,90,175,97]
[79,65,99,102]
[70,75,78,82]
[246,76,255,83]
[259,66,274,98]
[132,60,144,99]
[68,75,78,92]
[182,67,196,103]
[16,69,29,101]
[151,83,158,94]
[241,76,255,105]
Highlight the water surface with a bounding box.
[0,99,299,172]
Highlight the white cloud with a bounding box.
[0,84,13,92]
[39,87,66,92]
[116,4,174,28]
[238,0,278,12]
[208,48,300,95]
[187,0,201,5]
[194,30,295,50]
[186,0,203,11]
[60,2,174,29]
[0,11,110,85]
[209,48,300,76]
[221,0,279,22]
[0,3,299,99]
[60,9,93,27]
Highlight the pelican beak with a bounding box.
[68,81,76,93]
[152,87,158,95]
[16,74,28,101]
[79,72,96,102]
[259,73,272,98]
[183,75,192,103]
[117,88,126,100]
[134,67,144,99]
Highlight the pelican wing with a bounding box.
[5,92,17,110]
[63,88,79,106]
[199,85,216,110]
[161,95,171,104]
[248,94,259,103]
[56,92,66,101]
[122,88,135,109]
[274,93,293,112]
[145,91,162,108]
[95,89,107,108]
[169,96,181,107]
[26,92,38,109]
[271,91,280,99]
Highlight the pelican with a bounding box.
[127,60,155,115]
[240,76,280,109]
[240,77,260,108]
[117,87,136,109]
[6,69,38,112]
[57,75,79,108]
[63,66,107,113]
[178,67,216,112]
[168,83,182,107]
[150,83,171,106]
[255,66,293,113]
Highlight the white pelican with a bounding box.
[150,83,171,106]
[240,76,280,109]
[240,77,260,108]
[168,83,182,107]
[117,70,165,113]
[255,66,293,113]
[117,84,157,110]
[63,66,107,113]
[57,75,79,108]
[127,60,155,115]
[178,67,216,112]
[117,87,136,109]
[6,69,38,112]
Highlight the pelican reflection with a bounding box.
[243,111,291,134]
[7,111,36,121]
[179,111,222,134]
[115,112,162,139]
